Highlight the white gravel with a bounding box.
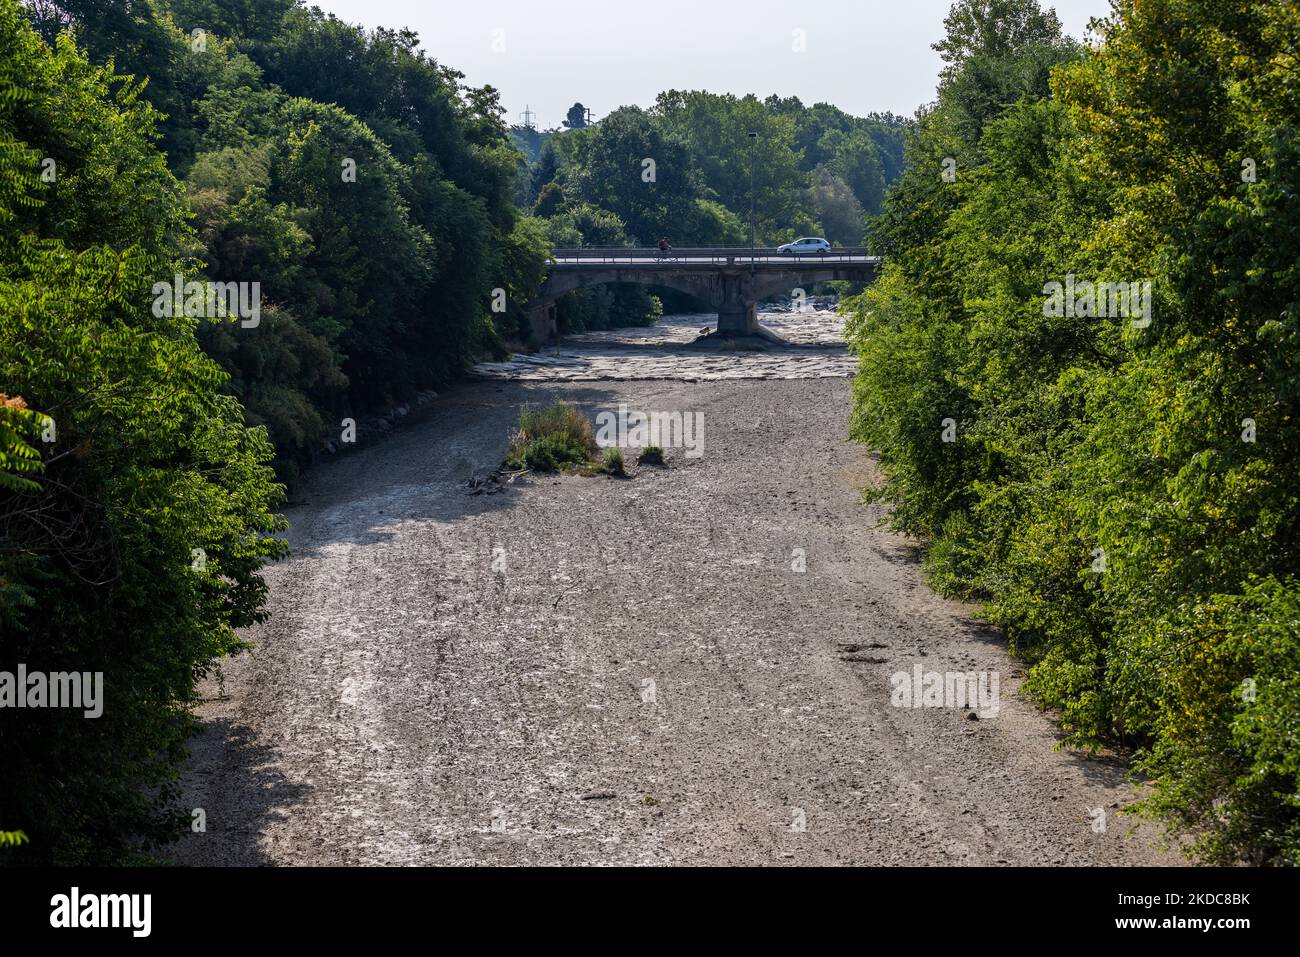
[166,314,1181,866]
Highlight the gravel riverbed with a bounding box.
[167,313,1178,865]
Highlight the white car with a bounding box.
[778,237,831,255]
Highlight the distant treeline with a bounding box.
[513,93,910,329]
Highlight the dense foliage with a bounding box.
[25,0,551,479]
[524,93,907,246]
[1,0,548,862]
[0,0,287,862]
[847,0,1300,864]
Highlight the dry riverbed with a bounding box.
[168,312,1179,866]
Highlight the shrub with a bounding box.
[602,447,626,476]
[847,0,1300,863]
[504,402,596,472]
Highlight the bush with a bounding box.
[847,0,1300,863]
[504,402,596,472]
[602,447,626,476]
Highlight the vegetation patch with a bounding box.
[845,0,1300,865]
[503,403,598,473]
[602,447,626,476]
[501,405,655,479]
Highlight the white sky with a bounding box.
[312,0,1113,127]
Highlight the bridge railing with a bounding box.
[549,246,874,264]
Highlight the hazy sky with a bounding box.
[314,0,1113,127]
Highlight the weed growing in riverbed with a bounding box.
[638,446,665,466]
[504,402,597,472]
[602,447,626,476]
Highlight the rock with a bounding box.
[580,790,617,801]
[467,473,507,496]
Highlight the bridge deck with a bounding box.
[550,246,878,266]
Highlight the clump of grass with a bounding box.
[503,402,596,472]
[602,447,626,476]
[638,446,665,466]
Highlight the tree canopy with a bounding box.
[847,0,1300,864]
[0,0,549,862]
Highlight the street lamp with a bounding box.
[748,131,758,271]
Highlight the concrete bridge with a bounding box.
[527,247,880,344]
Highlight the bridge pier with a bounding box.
[716,271,759,335]
[526,302,557,347]
[711,270,790,343]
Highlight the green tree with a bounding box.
[932,0,1065,86]
[823,127,886,215]
[556,106,702,244]
[0,0,286,862]
[563,102,590,129]
[654,90,808,241]
[848,0,1300,864]
[810,167,866,245]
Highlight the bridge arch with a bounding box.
[747,270,849,303]
[533,269,726,309]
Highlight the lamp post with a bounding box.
[748,131,758,271]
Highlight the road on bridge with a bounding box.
[549,247,879,266]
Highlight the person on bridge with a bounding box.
[657,238,671,254]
